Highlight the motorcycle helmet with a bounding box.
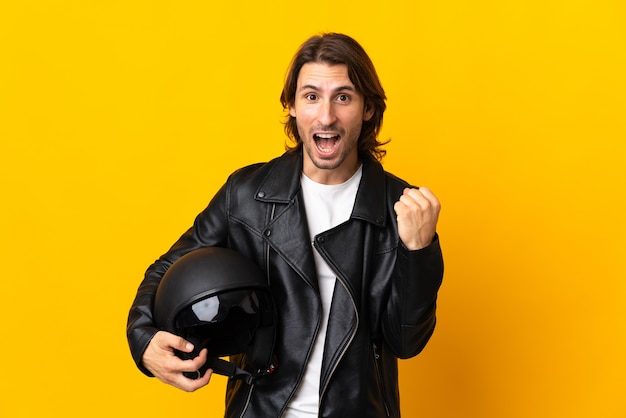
[154,247,277,383]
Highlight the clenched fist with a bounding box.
[393,187,440,251]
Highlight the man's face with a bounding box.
[289,62,374,185]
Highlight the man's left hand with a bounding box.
[393,187,441,251]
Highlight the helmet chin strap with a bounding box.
[200,357,275,385]
[206,357,253,382]
[179,330,276,384]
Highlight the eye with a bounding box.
[305,93,318,101]
[337,94,351,103]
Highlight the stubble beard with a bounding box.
[299,126,359,172]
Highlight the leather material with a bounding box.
[127,150,444,417]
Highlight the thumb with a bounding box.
[155,330,195,353]
[174,337,195,354]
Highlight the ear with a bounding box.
[289,103,296,118]
[363,102,375,121]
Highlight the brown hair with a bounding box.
[280,33,389,162]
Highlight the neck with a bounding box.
[302,155,360,185]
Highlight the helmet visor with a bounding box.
[174,289,264,357]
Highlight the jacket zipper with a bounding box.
[373,342,391,417]
[266,204,276,286]
[315,240,360,409]
[237,382,255,418]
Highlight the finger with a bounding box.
[180,348,208,373]
[395,189,421,215]
[393,198,412,218]
[157,350,207,385]
[179,368,213,392]
[176,349,212,392]
[154,330,195,354]
[172,337,195,354]
[396,190,427,216]
[413,186,440,209]
[403,188,429,207]
[402,187,441,216]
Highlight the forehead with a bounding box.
[296,62,353,89]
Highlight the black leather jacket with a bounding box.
[127,150,444,417]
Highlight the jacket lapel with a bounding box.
[255,151,319,291]
[316,158,390,298]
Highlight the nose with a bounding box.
[316,100,337,127]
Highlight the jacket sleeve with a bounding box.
[126,181,231,376]
[381,234,444,359]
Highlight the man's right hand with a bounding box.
[142,330,212,392]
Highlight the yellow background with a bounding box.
[1,1,624,417]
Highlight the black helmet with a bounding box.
[154,247,276,383]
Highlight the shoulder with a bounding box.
[384,170,414,196]
[225,151,301,200]
[363,158,413,199]
[227,153,289,185]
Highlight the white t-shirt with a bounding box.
[283,166,362,417]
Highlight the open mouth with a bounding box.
[313,133,340,153]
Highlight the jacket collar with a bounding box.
[255,150,388,227]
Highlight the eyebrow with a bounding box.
[298,84,357,94]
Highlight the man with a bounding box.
[127,32,444,417]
